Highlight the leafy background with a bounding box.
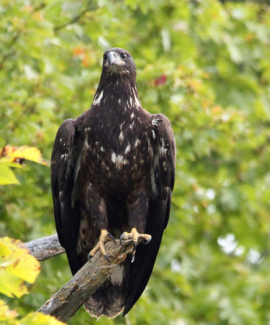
[1,0,270,324]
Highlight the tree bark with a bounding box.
[24,235,133,322]
[24,234,65,261]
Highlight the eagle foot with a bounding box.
[88,229,116,263]
[120,228,151,263]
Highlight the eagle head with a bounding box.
[93,48,139,107]
[102,48,136,76]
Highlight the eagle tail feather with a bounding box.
[84,262,129,318]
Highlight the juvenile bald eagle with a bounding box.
[51,48,176,318]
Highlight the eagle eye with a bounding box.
[121,53,127,60]
[103,54,108,61]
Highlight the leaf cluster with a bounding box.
[1,0,270,324]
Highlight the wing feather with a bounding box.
[51,119,83,274]
[123,114,176,315]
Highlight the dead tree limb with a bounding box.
[24,234,65,261]
[31,237,133,322]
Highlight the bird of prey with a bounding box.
[51,48,176,318]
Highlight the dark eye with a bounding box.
[121,53,127,59]
[103,54,108,61]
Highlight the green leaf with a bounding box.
[0,165,19,185]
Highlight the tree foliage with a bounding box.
[0,146,46,184]
[0,237,40,298]
[1,0,270,324]
[0,299,65,325]
[0,237,66,325]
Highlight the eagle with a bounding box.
[51,48,176,318]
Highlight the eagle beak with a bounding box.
[108,51,124,68]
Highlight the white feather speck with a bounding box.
[84,138,89,149]
[152,119,159,126]
[93,90,103,106]
[160,138,167,155]
[119,131,124,142]
[125,144,131,153]
[111,152,128,169]
[134,139,140,147]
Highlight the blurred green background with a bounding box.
[1,0,270,324]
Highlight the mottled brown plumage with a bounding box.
[51,48,175,318]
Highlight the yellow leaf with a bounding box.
[0,146,46,165]
[0,238,40,298]
[0,270,29,298]
[0,160,23,168]
[0,241,12,257]
[211,105,223,115]
[0,302,67,325]
[20,312,66,325]
[0,300,18,324]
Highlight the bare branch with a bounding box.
[24,234,65,261]
[54,1,98,32]
[24,234,134,321]
[38,239,134,322]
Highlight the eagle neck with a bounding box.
[92,72,141,113]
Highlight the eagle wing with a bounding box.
[51,119,83,274]
[123,113,176,315]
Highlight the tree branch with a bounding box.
[0,30,22,70]
[37,239,134,322]
[24,235,133,321]
[24,234,65,261]
[54,1,98,32]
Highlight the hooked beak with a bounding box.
[107,51,125,68]
[108,52,116,66]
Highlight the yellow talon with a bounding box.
[88,229,115,263]
[120,228,152,246]
[119,228,151,263]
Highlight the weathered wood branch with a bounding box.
[25,235,133,322]
[24,234,65,261]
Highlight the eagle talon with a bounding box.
[88,253,93,261]
[108,233,116,244]
[143,237,152,245]
[104,254,111,263]
[131,252,136,263]
[88,229,115,262]
[120,233,126,246]
[120,228,151,263]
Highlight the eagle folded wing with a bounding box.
[51,119,83,274]
[123,113,176,315]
